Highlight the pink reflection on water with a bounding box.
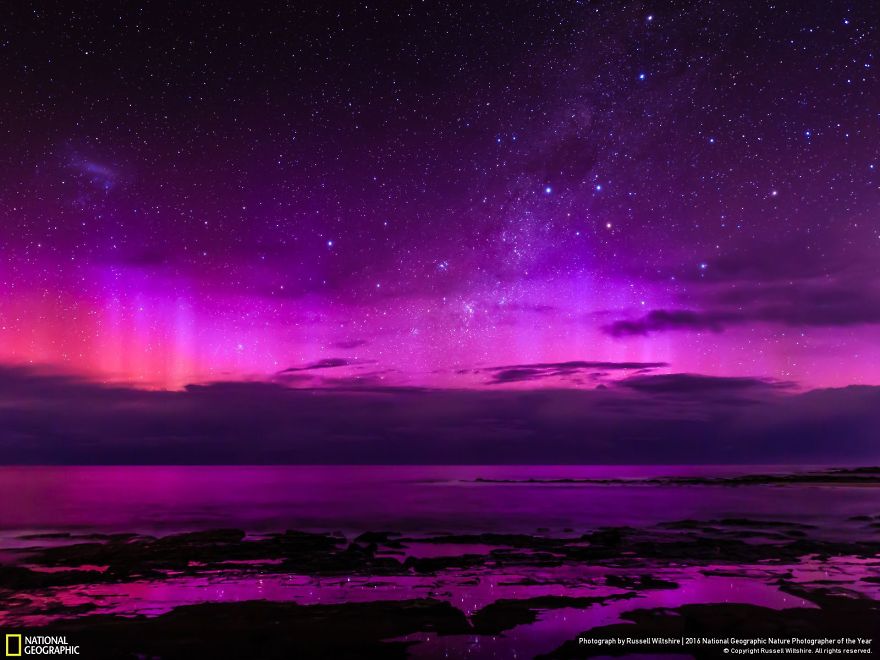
[3,466,880,538]
[6,556,865,628]
[3,553,877,660]
[404,573,816,658]
[1,465,879,655]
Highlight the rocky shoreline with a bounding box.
[1,511,878,658]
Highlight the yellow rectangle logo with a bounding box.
[5,634,22,657]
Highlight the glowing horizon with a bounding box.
[1,3,879,392]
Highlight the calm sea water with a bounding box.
[1,465,877,538]
[2,465,879,656]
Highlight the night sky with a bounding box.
[2,1,879,398]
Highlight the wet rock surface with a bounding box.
[1,506,879,658]
[3,515,879,592]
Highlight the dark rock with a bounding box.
[471,594,636,635]
[30,598,471,659]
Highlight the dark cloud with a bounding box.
[617,373,794,396]
[488,368,545,384]
[1,366,877,465]
[678,241,852,285]
[605,310,729,336]
[484,360,668,384]
[606,271,880,336]
[606,296,880,337]
[331,339,369,349]
[280,358,358,373]
[604,236,880,337]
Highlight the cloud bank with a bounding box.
[606,246,880,337]
[0,366,877,465]
[481,361,667,384]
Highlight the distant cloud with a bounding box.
[280,358,357,373]
[606,271,880,337]
[0,365,878,464]
[331,340,369,349]
[617,373,794,395]
[605,296,880,337]
[484,360,668,384]
[602,236,880,338]
[605,310,729,336]
[275,358,382,387]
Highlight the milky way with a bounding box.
[1,2,879,390]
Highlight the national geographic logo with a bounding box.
[4,636,20,657]
[5,635,80,656]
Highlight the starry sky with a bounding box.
[2,1,880,393]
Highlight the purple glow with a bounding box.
[0,4,877,392]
